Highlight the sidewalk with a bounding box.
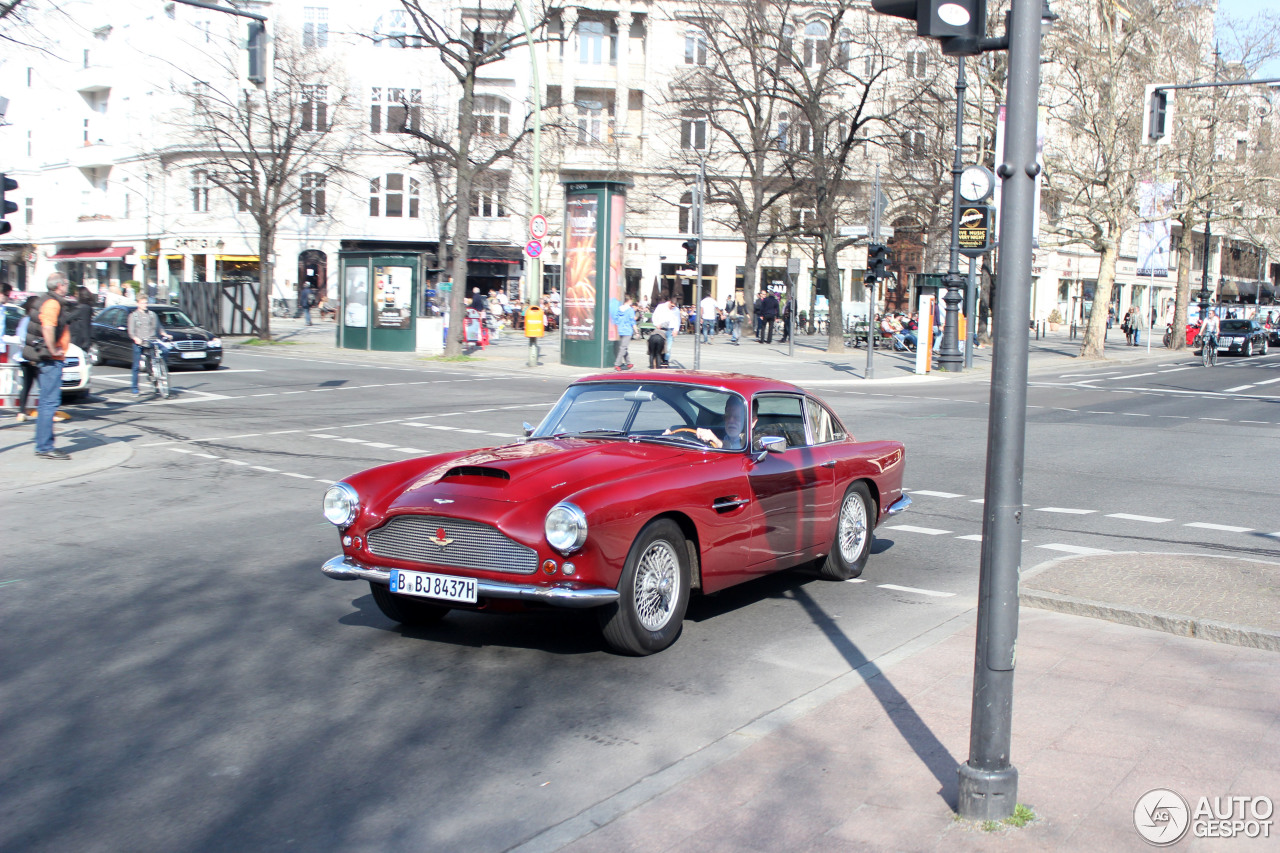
[516,552,1280,853]
[0,419,134,490]
[241,318,1180,386]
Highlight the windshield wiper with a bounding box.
[528,429,627,440]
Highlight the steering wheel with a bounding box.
[666,427,709,443]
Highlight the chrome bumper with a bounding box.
[886,494,912,516]
[321,555,619,609]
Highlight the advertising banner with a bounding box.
[1137,180,1176,277]
[563,192,599,340]
[344,265,368,327]
[607,192,626,342]
[374,265,414,328]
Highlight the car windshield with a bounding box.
[1220,320,1253,333]
[533,382,749,451]
[152,308,197,328]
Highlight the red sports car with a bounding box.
[321,372,909,654]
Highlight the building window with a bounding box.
[472,174,508,218]
[779,24,794,67]
[303,7,329,49]
[802,21,828,68]
[375,9,422,48]
[301,173,326,216]
[835,29,852,70]
[369,173,419,218]
[578,19,616,65]
[475,95,510,136]
[302,84,329,131]
[902,130,927,160]
[681,111,707,150]
[234,182,252,212]
[685,27,707,66]
[370,87,422,133]
[575,91,614,143]
[192,169,210,212]
[905,50,928,79]
[24,198,32,226]
[678,191,700,234]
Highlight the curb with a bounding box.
[2,429,135,490]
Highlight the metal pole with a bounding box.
[867,166,881,380]
[958,0,1042,822]
[513,0,543,368]
[938,56,967,371]
[965,256,977,368]
[694,156,705,370]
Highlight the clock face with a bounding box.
[960,165,993,201]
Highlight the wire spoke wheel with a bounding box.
[838,492,869,564]
[633,540,680,632]
[820,482,875,581]
[599,519,691,655]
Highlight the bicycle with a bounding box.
[271,298,292,318]
[146,338,171,398]
[1197,333,1218,368]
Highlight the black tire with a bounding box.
[369,581,450,626]
[599,519,691,655]
[820,482,876,581]
[1244,340,1254,358]
[1262,340,1269,356]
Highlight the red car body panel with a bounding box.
[332,372,906,602]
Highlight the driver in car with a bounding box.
[664,396,750,450]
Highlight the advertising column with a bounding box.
[561,181,628,368]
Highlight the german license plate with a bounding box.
[181,350,206,359]
[389,570,478,604]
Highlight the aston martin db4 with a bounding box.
[320,372,909,654]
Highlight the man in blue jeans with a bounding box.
[612,294,636,370]
[128,294,168,395]
[28,273,71,459]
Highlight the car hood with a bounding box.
[388,438,699,509]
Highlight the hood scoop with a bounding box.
[442,465,510,481]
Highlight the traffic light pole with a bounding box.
[866,166,883,381]
[957,0,1042,821]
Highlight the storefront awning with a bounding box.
[217,255,259,262]
[48,246,133,261]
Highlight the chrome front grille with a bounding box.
[174,340,206,351]
[367,515,538,575]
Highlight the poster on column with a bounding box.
[1136,180,1175,277]
[563,192,599,340]
[374,265,413,328]
[992,105,1047,247]
[607,192,626,342]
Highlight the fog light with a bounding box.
[343,535,352,547]
[542,559,557,575]
[353,537,362,549]
[562,562,576,576]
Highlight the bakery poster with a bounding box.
[374,265,413,329]
[563,192,598,340]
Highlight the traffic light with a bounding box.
[1143,85,1170,144]
[0,173,17,236]
[871,0,987,56]
[247,21,267,84]
[681,239,699,266]
[868,242,891,280]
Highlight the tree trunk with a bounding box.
[1169,213,1196,351]
[822,234,844,353]
[445,167,472,358]
[1079,241,1119,359]
[257,228,274,341]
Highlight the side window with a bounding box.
[752,394,809,449]
[99,308,121,326]
[805,398,847,444]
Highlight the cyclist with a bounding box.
[1199,309,1220,359]
[128,293,171,395]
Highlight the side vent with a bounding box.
[442,466,510,481]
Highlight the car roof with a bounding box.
[574,370,806,396]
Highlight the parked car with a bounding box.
[1253,310,1280,345]
[2,302,92,401]
[1164,321,1200,349]
[320,372,910,655]
[1195,318,1269,357]
[89,304,222,369]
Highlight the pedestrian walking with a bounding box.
[724,291,743,344]
[4,296,39,421]
[699,291,718,344]
[26,273,72,459]
[651,296,679,365]
[612,294,636,370]
[758,290,779,343]
[296,283,314,325]
[128,293,167,395]
[753,293,764,340]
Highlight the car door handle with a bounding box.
[822,460,836,469]
[712,497,750,512]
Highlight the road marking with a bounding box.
[363,442,396,449]
[1224,384,1256,392]
[1106,513,1171,523]
[219,459,249,466]
[885,525,952,535]
[250,466,279,473]
[169,447,194,454]
[251,393,277,397]
[454,429,486,434]
[1184,522,1252,533]
[908,490,965,498]
[956,534,983,541]
[1087,411,1114,415]
[281,472,313,479]
[192,453,220,459]
[335,437,367,444]
[844,578,867,584]
[282,390,309,395]
[392,447,425,454]
[1158,415,1188,419]
[1267,532,1280,539]
[1113,372,1157,380]
[311,434,339,439]
[1256,377,1280,386]
[1159,367,1195,374]
[969,498,984,504]
[1037,543,1112,555]
[1198,417,1228,422]
[1240,421,1270,425]
[269,429,302,434]
[877,584,956,598]
[423,425,458,430]
[488,432,519,438]
[1034,507,1095,515]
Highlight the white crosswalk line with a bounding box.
[907,490,965,498]
[1034,507,1096,515]
[955,534,983,541]
[877,584,956,598]
[1106,513,1171,523]
[885,525,952,535]
[1184,522,1252,533]
[1037,544,1112,555]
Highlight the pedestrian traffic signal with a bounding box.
[868,242,891,280]
[0,173,17,236]
[681,239,699,266]
[871,0,987,56]
[1143,85,1171,144]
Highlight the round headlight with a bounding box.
[323,483,360,526]
[545,502,587,554]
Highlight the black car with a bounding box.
[89,305,223,370]
[1255,311,1280,345]
[1211,319,1269,357]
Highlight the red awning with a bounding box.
[48,247,134,261]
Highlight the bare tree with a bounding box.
[384,0,552,357]
[179,31,354,339]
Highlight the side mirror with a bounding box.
[753,436,785,462]
[522,422,535,437]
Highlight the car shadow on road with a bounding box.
[790,584,961,810]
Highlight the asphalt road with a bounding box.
[3,346,1278,853]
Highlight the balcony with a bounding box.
[68,140,128,169]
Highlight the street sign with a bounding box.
[529,214,548,240]
[676,268,697,277]
[958,205,995,257]
[525,239,543,259]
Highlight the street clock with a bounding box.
[959,164,995,202]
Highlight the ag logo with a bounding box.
[431,527,454,547]
[1134,788,1190,845]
